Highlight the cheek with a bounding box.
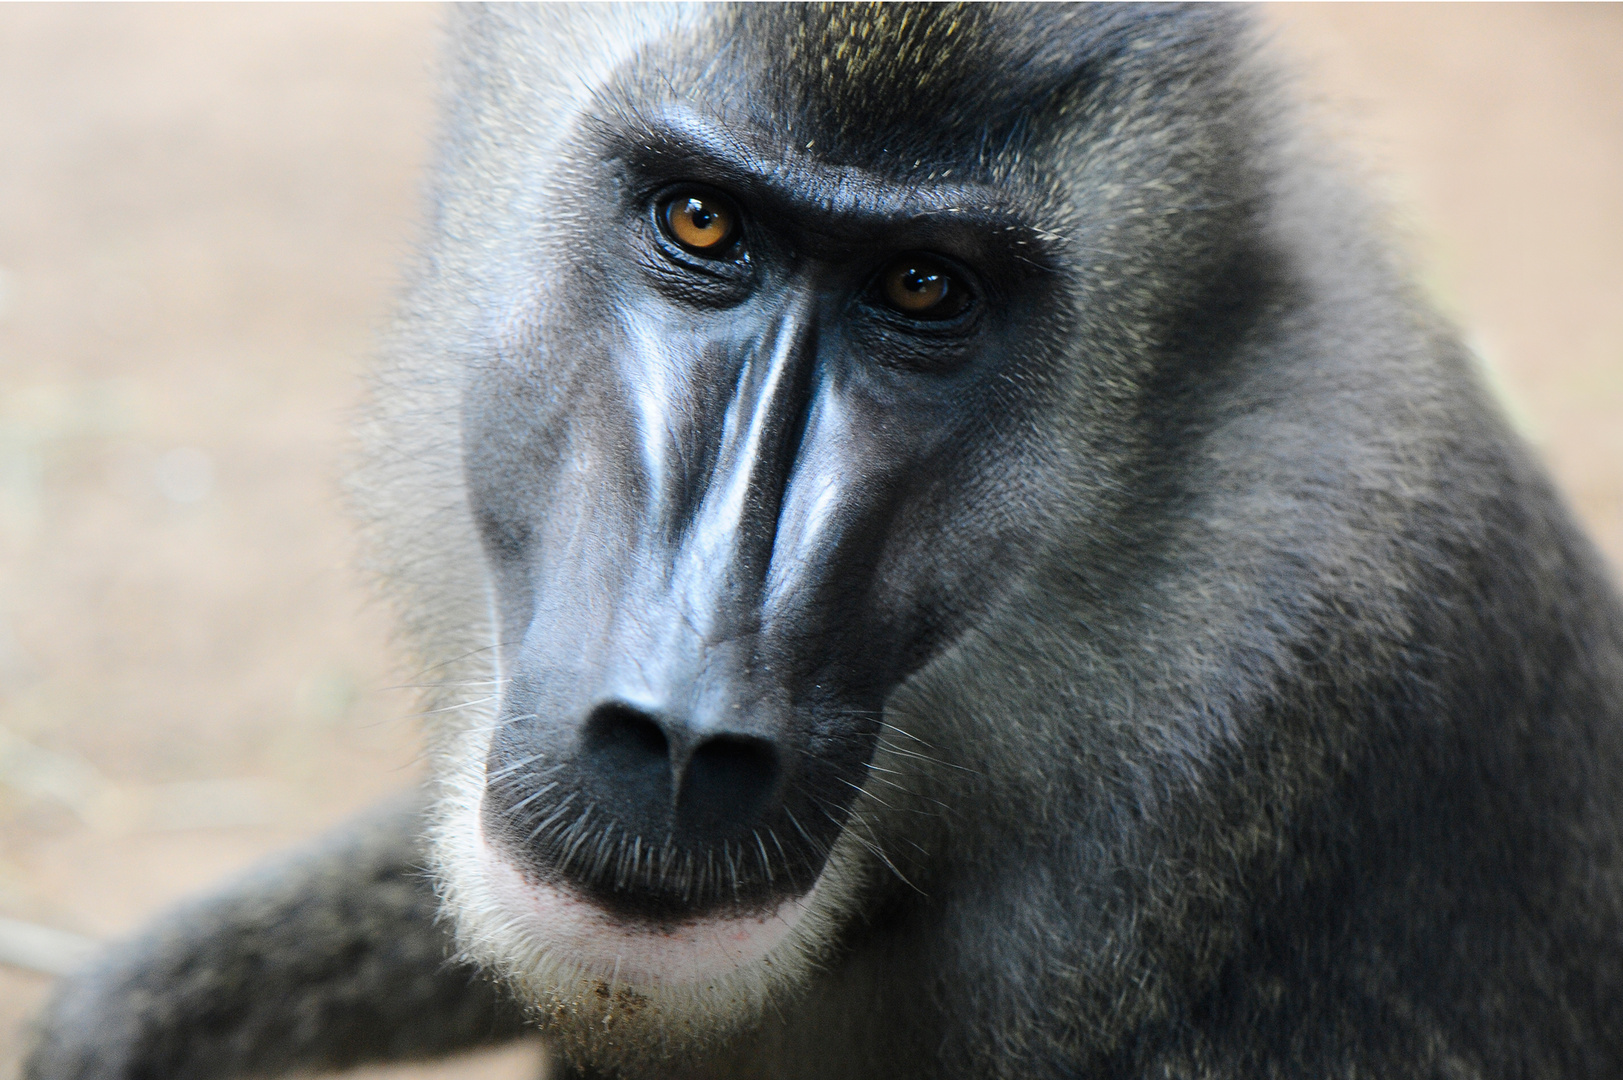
[475,815,814,986]
[873,471,1002,599]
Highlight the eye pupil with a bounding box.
[903,268,941,295]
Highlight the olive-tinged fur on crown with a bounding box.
[24,4,1623,1080]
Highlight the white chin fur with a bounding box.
[477,830,811,986]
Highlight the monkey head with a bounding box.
[363,3,1272,1064]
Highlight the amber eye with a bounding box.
[878,256,972,320]
[661,191,739,254]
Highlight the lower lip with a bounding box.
[477,832,813,986]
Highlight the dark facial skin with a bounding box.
[465,105,1065,922]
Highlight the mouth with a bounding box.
[476,815,816,986]
[434,692,885,1046]
[478,702,871,923]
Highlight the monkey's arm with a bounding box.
[24,793,532,1080]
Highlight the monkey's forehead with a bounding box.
[725,3,1246,165]
[459,4,1252,184]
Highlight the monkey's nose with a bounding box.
[580,699,782,841]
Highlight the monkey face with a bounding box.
[391,4,1265,1050]
[463,108,1066,934]
[430,12,1167,1002]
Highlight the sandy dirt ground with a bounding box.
[0,5,1618,1077]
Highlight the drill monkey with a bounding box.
[28,5,1623,1079]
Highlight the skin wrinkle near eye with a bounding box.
[618,131,1054,347]
[637,188,987,364]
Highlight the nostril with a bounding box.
[677,735,780,835]
[582,701,672,806]
[578,704,782,843]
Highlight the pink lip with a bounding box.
[477,832,812,985]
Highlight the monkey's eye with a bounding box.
[660,190,740,255]
[876,255,973,321]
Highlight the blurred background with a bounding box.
[0,5,1618,1077]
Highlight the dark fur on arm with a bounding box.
[23,793,531,1080]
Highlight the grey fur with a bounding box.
[27,4,1623,1079]
[23,796,527,1079]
